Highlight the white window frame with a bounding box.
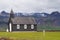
[31,25,34,29]
[24,24,27,29]
[17,24,20,29]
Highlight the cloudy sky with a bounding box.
[0,0,60,13]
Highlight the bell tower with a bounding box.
[8,9,14,32]
[9,9,14,22]
[10,9,14,18]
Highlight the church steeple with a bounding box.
[8,9,14,32]
[9,9,14,23]
[10,9,14,18]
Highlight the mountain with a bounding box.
[0,11,9,17]
[14,13,24,17]
[50,11,60,19]
[0,11,60,26]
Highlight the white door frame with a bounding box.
[9,23,12,32]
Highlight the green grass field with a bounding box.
[0,32,60,40]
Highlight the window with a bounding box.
[24,24,27,29]
[31,25,34,29]
[17,24,20,29]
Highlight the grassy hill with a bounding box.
[0,32,60,40]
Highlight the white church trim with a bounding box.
[17,24,20,29]
[31,24,34,29]
[9,23,12,32]
[24,24,27,29]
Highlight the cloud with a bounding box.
[0,0,60,13]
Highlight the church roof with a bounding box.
[11,17,36,24]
